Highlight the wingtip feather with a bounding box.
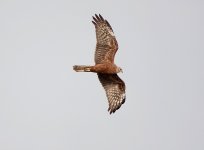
[92,21,96,26]
[95,14,100,20]
[99,14,104,21]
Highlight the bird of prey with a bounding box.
[73,14,126,114]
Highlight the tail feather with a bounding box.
[73,65,92,72]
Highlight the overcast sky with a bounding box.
[0,0,204,150]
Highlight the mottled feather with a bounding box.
[92,14,118,64]
[73,14,126,114]
[97,73,126,114]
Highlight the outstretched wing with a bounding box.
[92,14,118,64]
[97,73,126,114]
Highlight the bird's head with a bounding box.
[116,67,123,73]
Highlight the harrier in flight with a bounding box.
[73,14,126,114]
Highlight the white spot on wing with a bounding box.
[109,30,114,36]
[106,27,114,36]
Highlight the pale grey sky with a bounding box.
[0,0,204,150]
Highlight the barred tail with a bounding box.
[73,65,92,72]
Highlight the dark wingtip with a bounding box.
[99,14,104,21]
[95,14,100,20]
[105,20,113,31]
[92,21,96,26]
[122,97,126,104]
[109,110,114,115]
[93,14,105,23]
[92,14,113,30]
[108,105,121,115]
[92,16,98,23]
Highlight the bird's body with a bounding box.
[73,63,120,74]
[73,14,126,114]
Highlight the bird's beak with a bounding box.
[121,69,123,73]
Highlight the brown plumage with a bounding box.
[73,14,126,114]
